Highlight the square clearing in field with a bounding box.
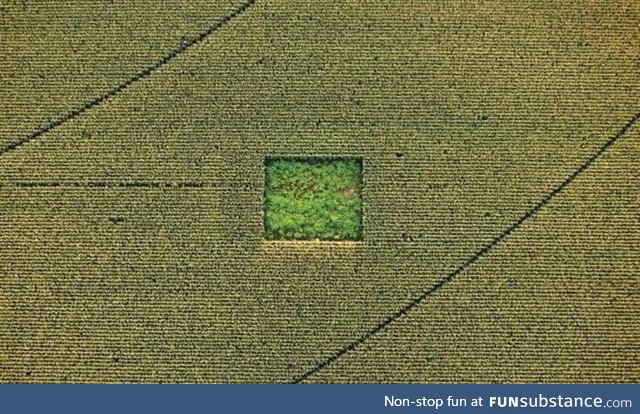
[264,157,363,241]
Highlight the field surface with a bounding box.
[0,0,638,383]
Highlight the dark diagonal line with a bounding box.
[0,0,257,159]
[291,109,640,384]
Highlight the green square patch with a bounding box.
[264,157,363,241]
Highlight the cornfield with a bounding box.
[0,0,638,383]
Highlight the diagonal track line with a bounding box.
[0,0,257,159]
[291,109,640,383]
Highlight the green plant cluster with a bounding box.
[264,158,363,240]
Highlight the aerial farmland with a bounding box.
[0,0,638,383]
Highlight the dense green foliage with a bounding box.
[265,158,362,240]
